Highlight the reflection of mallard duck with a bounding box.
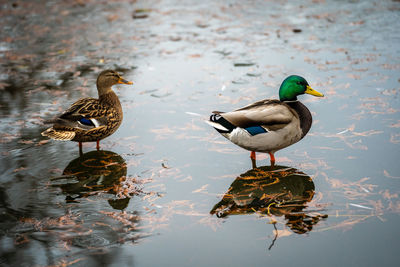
[210,165,327,234]
[52,150,136,210]
[41,70,133,152]
[207,76,323,166]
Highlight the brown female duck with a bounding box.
[41,70,133,152]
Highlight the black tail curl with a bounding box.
[210,114,236,133]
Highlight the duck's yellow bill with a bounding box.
[118,78,133,85]
[305,85,324,97]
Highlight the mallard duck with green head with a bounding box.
[206,75,324,167]
[41,70,133,153]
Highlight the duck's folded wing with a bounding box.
[220,100,295,130]
[53,98,108,130]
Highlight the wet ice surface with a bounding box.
[1,0,400,266]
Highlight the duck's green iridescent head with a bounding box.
[278,75,324,101]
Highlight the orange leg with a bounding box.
[250,151,257,169]
[269,152,275,166]
[96,140,100,151]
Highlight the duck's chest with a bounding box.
[286,101,312,139]
[100,94,123,122]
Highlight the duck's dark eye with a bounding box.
[296,81,301,85]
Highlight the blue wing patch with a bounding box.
[79,118,95,126]
[245,126,267,136]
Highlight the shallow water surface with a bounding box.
[1,0,400,266]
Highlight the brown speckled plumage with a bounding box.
[41,70,132,148]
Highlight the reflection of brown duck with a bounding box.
[210,165,327,234]
[52,150,138,210]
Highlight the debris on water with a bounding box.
[185,111,202,117]
[232,79,249,84]
[135,8,152,13]
[132,9,150,19]
[214,50,232,57]
[113,64,136,72]
[360,186,370,193]
[161,163,169,169]
[169,36,182,42]
[234,62,256,67]
[246,73,262,77]
[383,170,400,179]
[293,28,302,33]
[36,140,50,146]
[195,21,209,28]
[150,92,172,98]
[132,14,149,19]
[139,89,158,95]
[349,203,373,210]
[337,129,349,135]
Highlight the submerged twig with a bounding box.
[268,222,278,250]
